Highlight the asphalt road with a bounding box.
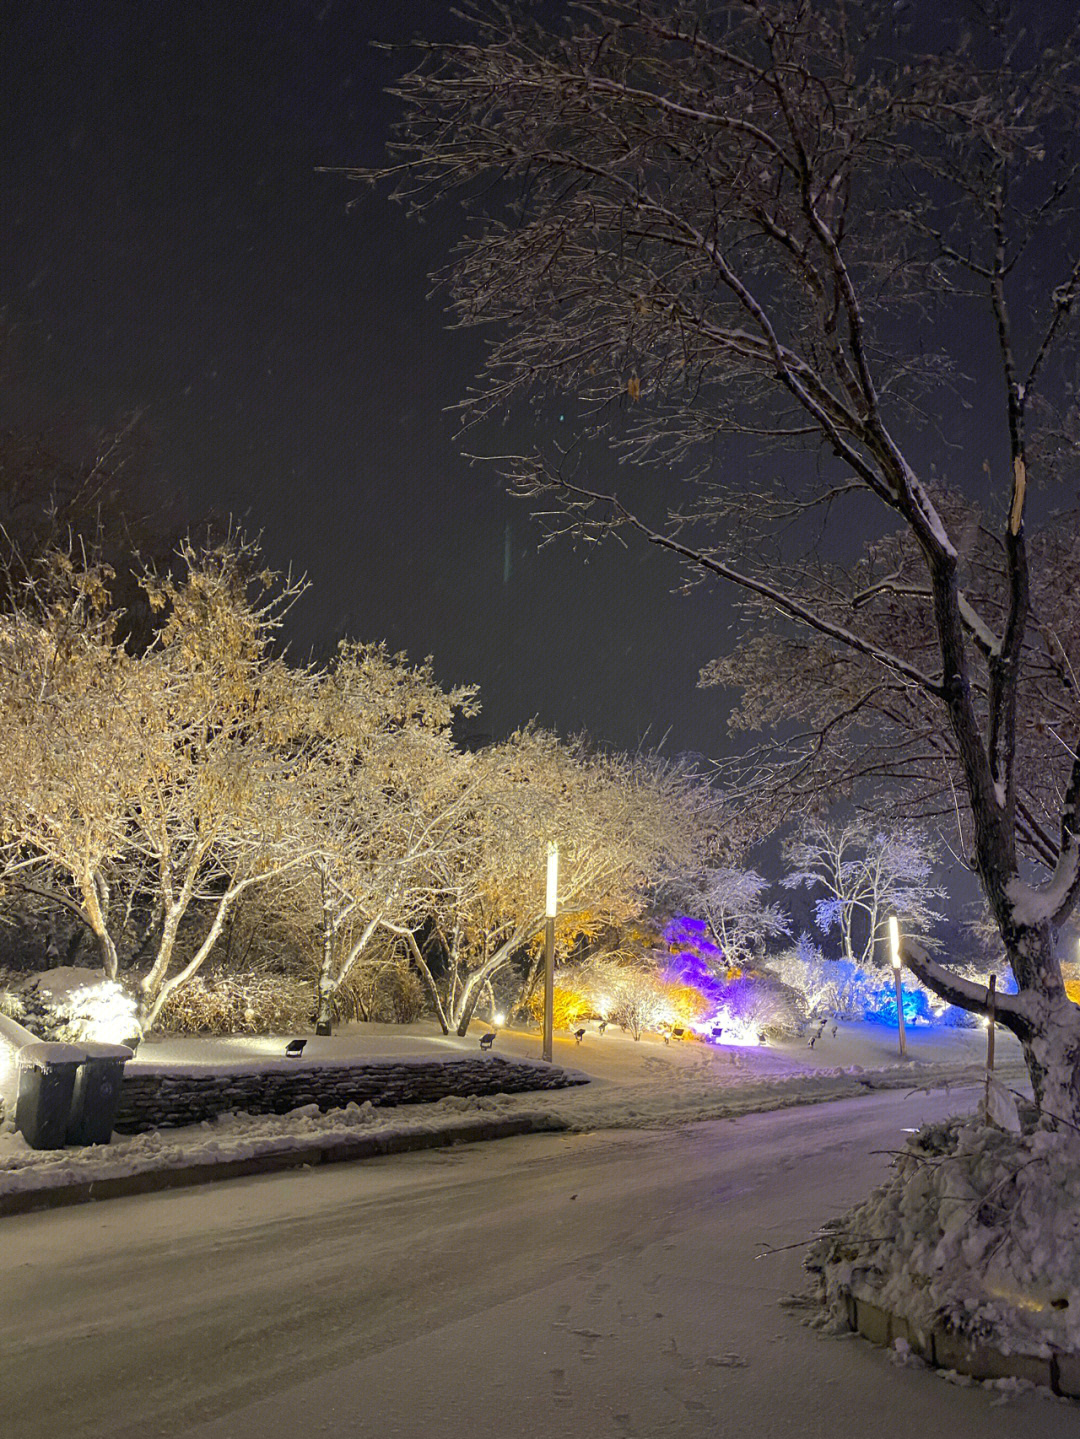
[2,1087,1074,1439]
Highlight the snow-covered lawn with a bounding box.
[0,1017,1020,1199]
[128,1011,1013,1076]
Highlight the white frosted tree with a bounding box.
[782,819,946,971]
[295,641,481,1033]
[664,867,790,971]
[0,542,321,1029]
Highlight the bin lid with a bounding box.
[16,1041,86,1070]
[79,1041,135,1062]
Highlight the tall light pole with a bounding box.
[542,841,558,1063]
[888,915,907,1058]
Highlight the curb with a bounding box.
[848,1294,1080,1397]
[0,1112,569,1217]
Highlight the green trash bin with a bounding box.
[15,1043,85,1150]
[67,1041,134,1146]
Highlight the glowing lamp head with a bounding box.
[546,841,559,918]
[493,1011,505,1027]
[888,915,901,971]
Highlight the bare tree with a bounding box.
[782,818,945,968]
[361,0,1080,1123]
[662,866,791,970]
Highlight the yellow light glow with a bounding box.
[888,915,901,970]
[493,1011,505,1026]
[546,841,559,918]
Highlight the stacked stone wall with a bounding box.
[115,1055,585,1132]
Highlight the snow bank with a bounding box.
[807,1109,1080,1356]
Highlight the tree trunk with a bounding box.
[314,880,338,1034]
[455,982,485,1036]
[906,920,1080,1129]
[315,982,334,1032]
[397,928,450,1034]
[1020,995,1080,1126]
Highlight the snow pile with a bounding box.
[807,1110,1080,1355]
[0,1089,550,1196]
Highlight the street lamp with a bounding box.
[542,841,558,1063]
[888,915,907,1058]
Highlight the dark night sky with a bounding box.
[0,0,732,758]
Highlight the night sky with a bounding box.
[1,1,730,758]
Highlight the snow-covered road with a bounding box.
[3,1086,1073,1439]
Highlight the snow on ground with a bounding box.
[5,1089,1075,1439]
[0,1017,1021,1198]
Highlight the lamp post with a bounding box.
[888,915,907,1058]
[542,841,558,1063]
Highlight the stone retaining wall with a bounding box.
[848,1293,1080,1396]
[115,1055,586,1133]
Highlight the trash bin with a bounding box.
[67,1041,134,1146]
[15,1043,85,1150]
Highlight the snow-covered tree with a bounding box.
[663,867,790,971]
[782,819,945,970]
[295,641,480,1032]
[407,729,722,1035]
[768,933,866,1021]
[364,0,1080,1123]
[0,542,319,1028]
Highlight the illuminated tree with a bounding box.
[663,867,790,971]
[365,0,1080,1123]
[0,542,320,1028]
[404,728,721,1034]
[296,641,481,1031]
[782,819,945,970]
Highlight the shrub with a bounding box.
[156,973,312,1035]
[370,964,427,1024]
[330,960,428,1024]
[525,983,597,1031]
[1,967,140,1043]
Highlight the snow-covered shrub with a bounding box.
[766,934,869,1020]
[0,983,27,1023]
[525,980,597,1032]
[4,967,141,1043]
[369,965,426,1024]
[609,969,675,1040]
[54,978,141,1043]
[156,973,312,1035]
[806,1112,1080,1355]
[328,958,427,1024]
[716,971,804,1040]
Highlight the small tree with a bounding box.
[0,542,320,1029]
[663,867,790,971]
[782,819,946,970]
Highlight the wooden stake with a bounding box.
[986,973,996,1074]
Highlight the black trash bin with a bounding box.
[15,1043,85,1150]
[67,1041,134,1146]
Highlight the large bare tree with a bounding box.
[360,0,1080,1122]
